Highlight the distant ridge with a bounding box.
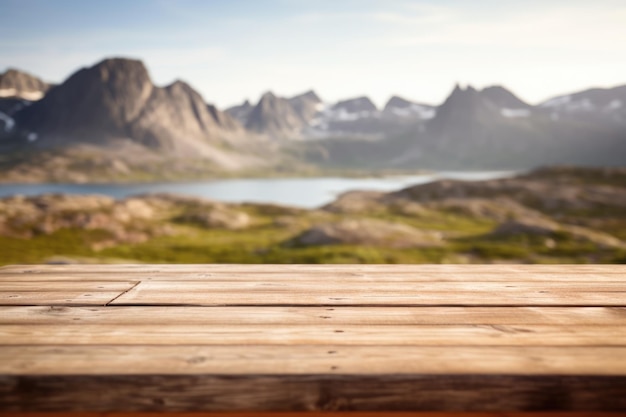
[0,68,50,101]
[1,56,624,180]
[15,58,245,156]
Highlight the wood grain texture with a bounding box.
[2,306,624,325]
[0,281,137,291]
[2,264,624,273]
[1,264,625,412]
[1,265,624,284]
[3,272,625,282]
[0,291,127,305]
[111,280,626,306]
[2,411,619,417]
[1,374,625,412]
[1,324,624,346]
[3,345,626,375]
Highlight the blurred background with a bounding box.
[0,0,624,265]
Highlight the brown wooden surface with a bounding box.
[0,264,625,412]
[4,413,625,417]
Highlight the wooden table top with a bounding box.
[1,264,625,413]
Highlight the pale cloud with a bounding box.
[375,4,626,50]
[2,1,625,108]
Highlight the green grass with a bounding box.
[0,229,109,264]
[452,230,625,264]
[0,200,622,266]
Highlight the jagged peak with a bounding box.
[480,85,530,108]
[84,57,152,86]
[481,85,508,92]
[166,79,197,92]
[443,83,481,102]
[2,67,32,77]
[384,95,414,109]
[333,96,377,112]
[93,56,148,70]
[0,67,48,83]
[259,91,278,101]
[290,89,321,103]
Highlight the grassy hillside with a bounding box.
[0,166,624,265]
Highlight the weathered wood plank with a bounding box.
[2,345,626,375]
[1,323,624,346]
[1,374,625,412]
[108,280,626,291]
[2,264,624,273]
[112,281,626,306]
[0,281,137,292]
[0,291,127,306]
[1,264,624,412]
[2,413,622,417]
[2,306,624,325]
[2,272,624,283]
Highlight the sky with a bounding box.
[1,0,626,109]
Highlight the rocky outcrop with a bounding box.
[245,92,304,138]
[289,90,322,123]
[225,99,253,124]
[332,96,377,114]
[0,193,256,250]
[383,96,435,119]
[0,194,169,249]
[293,218,442,248]
[0,68,50,100]
[539,85,626,116]
[393,172,626,213]
[14,58,247,160]
[480,85,530,110]
[491,218,625,249]
[177,205,250,230]
[322,190,387,214]
[427,197,546,222]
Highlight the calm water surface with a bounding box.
[0,171,518,208]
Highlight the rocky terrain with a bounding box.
[299,84,626,170]
[1,57,625,181]
[0,166,623,265]
[0,68,51,101]
[1,59,279,180]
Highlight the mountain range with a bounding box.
[0,58,624,181]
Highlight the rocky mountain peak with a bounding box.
[14,57,246,157]
[384,96,414,111]
[289,90,323,123]
[0,68,51,100]
[332,96,377,113]
[15,57,155,139]
[382,95,436,120]
[480,85,530,109]
[259,91,278,102]
[426,83,501,137]
[245,91,303,138]
[540,84,626,114]
[291,90,321,103]
[439,83,492,112]
[225,99,254,124]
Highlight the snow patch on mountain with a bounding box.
[0,88,44,100]
[606,99,623,111]
[0,111,15,132]
[541,95,572,108]
[390,104,436,119]
[501,108,531,118]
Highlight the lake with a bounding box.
[0,171,518,208]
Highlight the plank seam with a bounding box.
[105,281,142,306]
